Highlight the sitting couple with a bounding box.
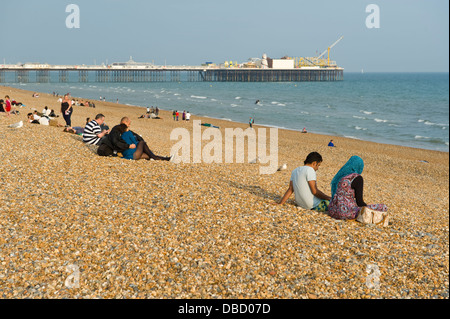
[97,117,173,162]
[276,152,387,221]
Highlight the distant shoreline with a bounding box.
[1,83,448,154]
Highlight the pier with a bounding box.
[0,66,343,83]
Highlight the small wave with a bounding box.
[191,95,207,99]
[424,121,449,127]
[277,103,286,107]
[361,111,373,115]
[353,116,366,120]
[230,104,239,107]
[345,136,361,140]
[374,118,388,123]
[271,101,279,105]
[354,126,367,131]
[235,97,241,100]
[210,99,217,101]
[415,136,448,145]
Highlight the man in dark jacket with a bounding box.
[97,117,141,156]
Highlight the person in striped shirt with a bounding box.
[83,114,110,145]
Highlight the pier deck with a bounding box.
[0,66,343,83]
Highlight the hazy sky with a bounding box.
[1,0,448,72]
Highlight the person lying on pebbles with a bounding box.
[27,112,65,127]
[63,126,84,135]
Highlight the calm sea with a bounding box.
[7,72,449,152]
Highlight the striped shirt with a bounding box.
[83,120,102,145]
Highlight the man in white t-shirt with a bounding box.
[276,152,331,211]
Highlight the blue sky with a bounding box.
[1,0,448,72]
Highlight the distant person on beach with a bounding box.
[185,111,191,121]
[33,111,42,121]
[327,156,388,220]
[176,111,179,121]
[276,152,331,212]
[249,117,254,128]
[4,95,12,117]
[61,94,73,127]
[27,113,40,124]
[63,126,84,135]
[27,113,64,127]
[172,111,176,121]
[328,140,336,147]
[83,114,110,145]
[302,127,307,133]
[182,110,186,121]
[147,107,150,114]
[155,107,159,117]
[49,109,58,118]
[42,106,51,117]
[11,99,23,107]
[0,99,5,113]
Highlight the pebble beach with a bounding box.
[0,85,448,299]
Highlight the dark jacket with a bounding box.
[97,125,144,157]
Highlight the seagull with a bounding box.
[9,121,23,128]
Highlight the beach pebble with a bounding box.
[0,86,448,299]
